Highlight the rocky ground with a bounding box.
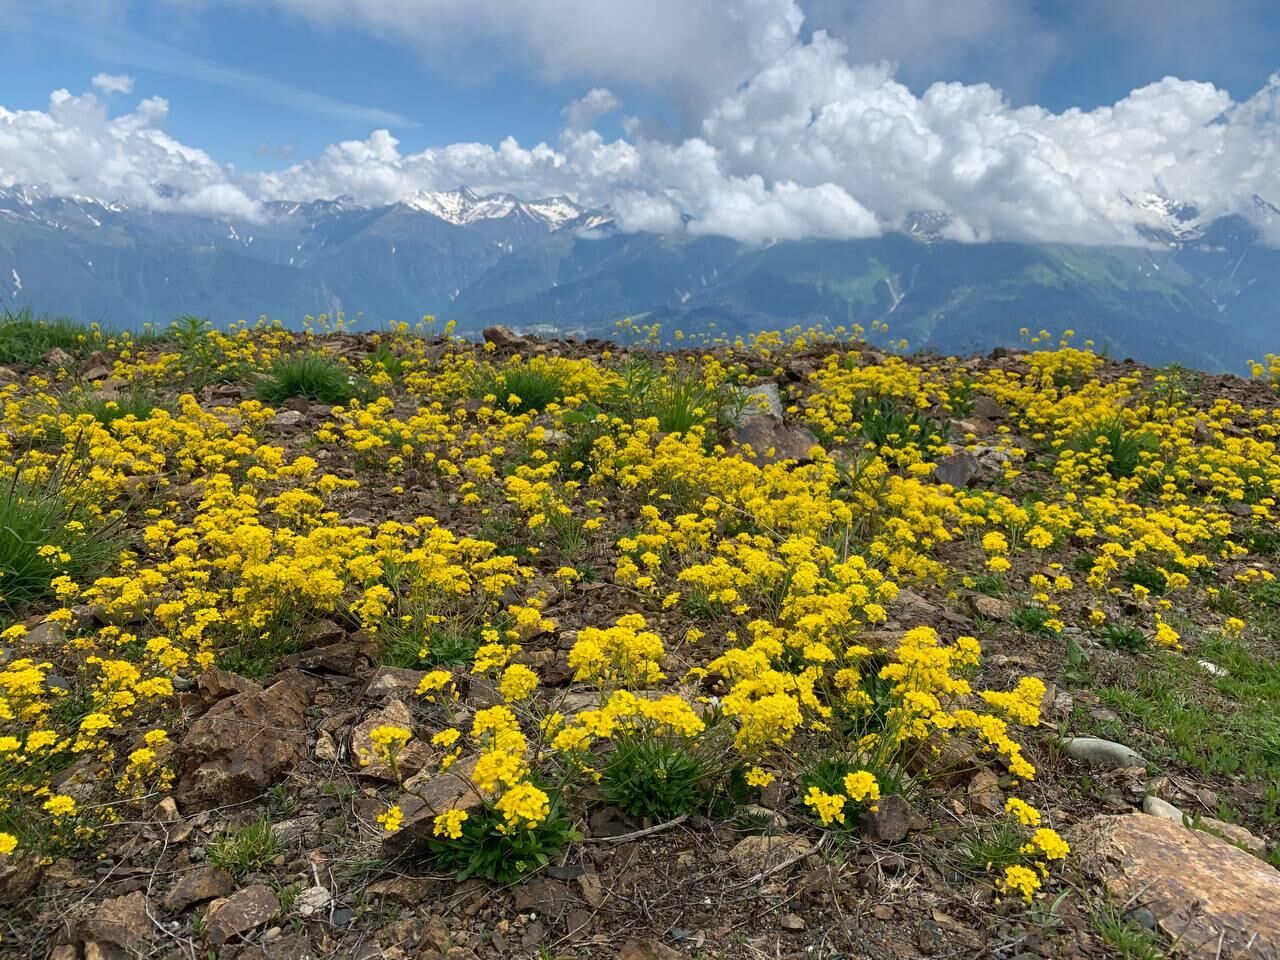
[1,319,1279,959]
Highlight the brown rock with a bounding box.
[284,637,378,675]
[300,618,346,650]
[362,665,430,701]
[1198,816,1268,855]
[951,416,996,437]
[969,594,1015,621]
[314,730,339,762]
[0,365,17,383]
[861,794,920,843]
[966,768,1005,816]
[176,670,316,811]
[83,891,152,948]
[0,854,44,904]
[351,699,431,780]
[972,396,1007,420]
[1070,813,1280,958]
[729,833,814,878]
[482,325,527,349]
[731,418,820,465]
[42,347,74,367]
[165,865,234,912]
[197,667,262,703]
[204,884,280,947]
[383,757,483,854]
[618,939,682,960]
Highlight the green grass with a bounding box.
[469,362,566,413]
[601,734,711,820]
[38,384,172,435]
[207,815,281,878]
[0,308,98,366]
[1090,902,1168,959]
[256,352,361,405]
[1012,603,1054,635]
[381,622,480,669]
[1079,632,1280,785]
[1068,416,1159,480]
[604,356,748,436]
[0,462,122,612]
[948,820,1029,877]
[1099,623,1147,652]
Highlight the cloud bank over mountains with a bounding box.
[2,0,1278,245]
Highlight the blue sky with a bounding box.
[0,1,1277,246]
[2,3,662,170]
[2,0,1277,171]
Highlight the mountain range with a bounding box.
[1,183,1276,370]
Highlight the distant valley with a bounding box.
[1,184,1275,370]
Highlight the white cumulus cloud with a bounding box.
[91,72,134,94]
[2,0,1279,246]
[562,88,622,130]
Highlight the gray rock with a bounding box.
[1063,737,1147,769]
[742,383,784,421]
[267,409,306,430]
[361,665,430,701]
[294,885,332,918]
[860,794,921,843]
[972,396,1007,420]
[1142,795,1185,824]
[933,453,981,488]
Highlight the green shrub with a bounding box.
[601,734,710,820]
[604,356,747,436]
[257,352,360,405]
[469,362,566,413]
[855,396,945,452]
[1070,417,1159,479]
[797,753,911,831]
[1012,604,1055,635]
[1100,623,1147,652]
[422,796,579,883]
[381,623,480,669]
[1121,564,1168,595]
[951,820,1029,877]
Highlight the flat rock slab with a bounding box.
[82,891,151,948]
[165,865,234,912]
[729,833,814,877]
[1070,813,1280,958]
[205,884,280,947]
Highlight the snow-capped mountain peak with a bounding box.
[403,186,593,231]
[1128,192,1204,245]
